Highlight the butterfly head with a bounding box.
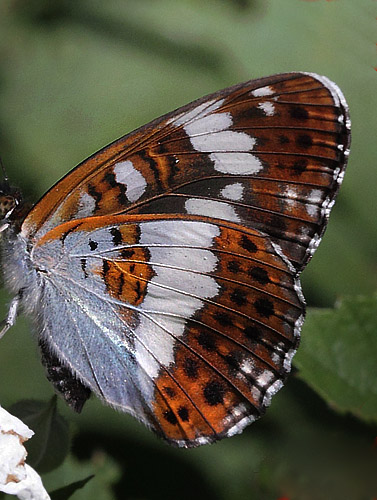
[0,157,25,232]
[0,181,23,233]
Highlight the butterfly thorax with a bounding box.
[0,206,42,317]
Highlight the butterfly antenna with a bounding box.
[0,156,10,190]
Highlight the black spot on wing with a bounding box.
[296,133,313,149]
[110,227,123,245]
[214,312,233,327]
[227,260,240,273]
[139,149,164,190]
[164,386,176,398]
[230,288,247,306]
[203,380,225,406]
[103,172,128,206]
[103,172,118,188]
[178,406,189,422]
[254,298,274,318]
[290,105,309,120]
[184,357,199,379]
[117,185,128,206]
[89,239,98,251]
[224,352,241,373]
[135,280,142,301]
[102,260,110,277]
[197,332,217,351]
[240,235,258,253]
[293,159,308,175]
[121,248,135,259]
[244,324,262,341]
[249,267,270,285]
[87,183,103,211]
[118,272,125,296]
[279,135,290,145]
[80,258,88,279]
[163,410,178,425]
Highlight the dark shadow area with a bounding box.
[72,433,219,500]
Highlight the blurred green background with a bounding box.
[0,1,376,499]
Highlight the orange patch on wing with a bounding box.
[152,341,258,443]
[101,256,154,307]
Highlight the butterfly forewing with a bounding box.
[9,72,350,447]
[22,72,350,272]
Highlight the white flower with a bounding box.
[0,405,50,500]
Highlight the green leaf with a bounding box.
[43,453,121,500]
[9,396,70,473]
[49,475,94,500]
[294,293,377,423]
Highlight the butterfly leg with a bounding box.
[0,292,21,339]
[38,339,92,413]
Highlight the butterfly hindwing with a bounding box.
[23,72,350,272]
[31,214,303,445]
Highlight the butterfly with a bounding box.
[0,72,350,447]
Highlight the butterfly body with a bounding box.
[0,73,350,447]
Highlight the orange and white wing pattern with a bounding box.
[31,214,303,446]
[1,72,350,447]
[23,72,350,271]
